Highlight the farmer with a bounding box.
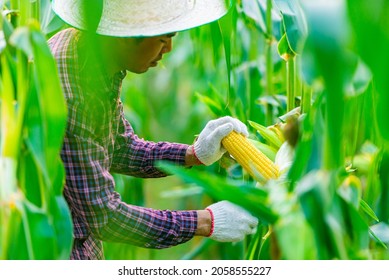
[49,0,258,260]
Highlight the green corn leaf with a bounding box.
[345,59,372,97]
[9,26,33,58]
[241,0,267,33]
[158,162,278,224]
[337,178,361,210]
[181,238,213,260]
[241,0,282,39]
[30,24,67,161]
[249,120,283,148]
[346,0,389,139]
[275,209,316,259]
[81,0,104,32]
[302,1,357,169]
[22,200,56,259]
[296,171,335,259]
[274,0,307,54]
[360,199,379,223]
[50,196,73,259]
[218,8,235,101]
[39,0,65,35]
[18,150,43,208]
[2,196,28,259]
[370,222,389,247]
[210,21,223,69]
[338,195,370,257]
[1,11,15,42]
[245,224,264,260]
[266,178,316,259]
[347,0,389,141]
[325,212,349,259]
[195,92,224,117]
[0,53,18,158]
[277,33,296,61]
[0,30,5,53]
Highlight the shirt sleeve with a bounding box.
[110,108,189,178]
[61,133,197,249]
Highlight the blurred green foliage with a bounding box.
[1,0,389,260]
[0,0,71,259]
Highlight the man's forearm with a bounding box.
[185,145,203,166]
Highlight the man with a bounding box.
[49,0,258,260]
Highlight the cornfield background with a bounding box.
[1,0,389,260]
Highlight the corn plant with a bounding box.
[0,0,72,259]
[2,0,389,261]
[159,0,389,260]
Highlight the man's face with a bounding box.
[112,33,176,74]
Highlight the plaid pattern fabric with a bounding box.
[48,28,197,260]
[70,236,104,260]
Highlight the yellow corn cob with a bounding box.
[222,131,279,180]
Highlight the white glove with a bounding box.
[206,200,258,242]
[194,116,248,165]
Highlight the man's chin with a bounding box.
[130,67,150,74]
[128,62,157,74]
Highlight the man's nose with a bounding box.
[161,38,172,54]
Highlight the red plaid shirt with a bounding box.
[48,28,197,260]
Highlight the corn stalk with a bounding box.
[0,0,72,259]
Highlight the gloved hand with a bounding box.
[194,116,248,166]
[206,200,258,242]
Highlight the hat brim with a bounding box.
[52,0,230,37]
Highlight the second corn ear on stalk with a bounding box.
[222,131,279,180]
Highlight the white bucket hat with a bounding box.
[52,0,230,37]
